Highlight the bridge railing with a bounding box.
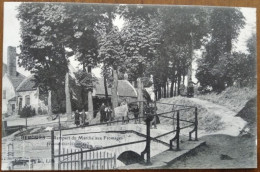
[50,101,198,169]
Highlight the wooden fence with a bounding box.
[57,149,116,170]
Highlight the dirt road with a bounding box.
[189,98,247,137]
[165,134,257,169]
[164,97,256,169]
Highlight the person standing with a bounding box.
[150,102,159,129]
[100,103,106,123]
[75,110,80,127]
[105,106,112,124]
[81,110,86,126]
[132,105,139,123]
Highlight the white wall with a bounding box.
[17,89,48,115]
[18,90,38,114]
[2,74,16,114]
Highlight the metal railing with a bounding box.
[48,100,198,169]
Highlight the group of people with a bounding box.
[74,100,159,128]
[99,103,113,123]
[74,110,88,127]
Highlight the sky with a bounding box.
[3,2,256,79]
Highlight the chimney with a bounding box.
[7,46,17,77]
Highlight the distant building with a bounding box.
[2,47,138,116]
[92,78,138,103]
[2,46,26,116]
[16,76,48,115]
[2,46,48,116]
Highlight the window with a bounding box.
[3,90,6,99]
[25,95,30,105]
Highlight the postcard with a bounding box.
[2,2,257,170]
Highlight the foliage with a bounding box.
[65,4,105,70]
[148,6,209,98]
[17,3,252,104]
[98,27,126,70]
[72,70,98,110]
[196,8,246,92]
[37,107,48,115]
[141,77,153,88]
[121,17,161,80]
[17,3,69,112]
[18,105,36,118]
[245,33,257,86]
[75,71,98,90]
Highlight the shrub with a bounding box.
[18,105,36,118]
[38,107,48,115]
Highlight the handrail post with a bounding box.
[195,107,198,141]
[176,110,180,151]
[141,114,152,165]
[169,110,180,151]
[169,106,174,150]
[51,130,55,170]
[146,117,151,165]
[172,105,175,130]
[189,107,199,141]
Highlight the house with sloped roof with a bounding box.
[16,76,48,115]
[2,47,26,116]
[70,77,138,115]
[16,74,137,116]
[2,47,138,116]
[93,78,138,102]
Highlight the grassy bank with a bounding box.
[156,97,225,133]
[196,86,256,113]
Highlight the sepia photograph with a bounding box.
[1,2,257,170]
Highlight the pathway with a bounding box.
[188,98,246,136]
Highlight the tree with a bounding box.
[98,27,126,117]
[246,33,257,87]
[64,4,104,118]
[17,3,70,115]
[99,5,119,105]
[158,6,209,96]
[74,71,97,121]
[231,33,256,87]
[141,6,209,98]
[122,17,161,80]
[120,9,160,116]
[196,8,245,92]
